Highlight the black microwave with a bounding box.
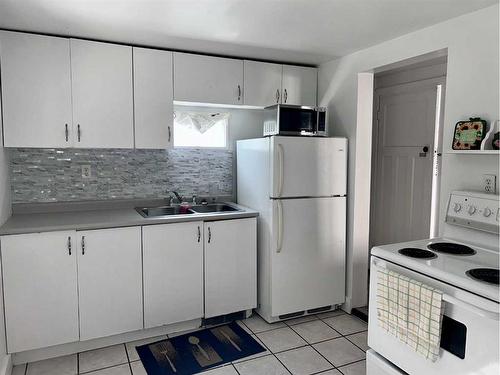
[263,104,327,137]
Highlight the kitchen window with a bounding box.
[173,111,229,148]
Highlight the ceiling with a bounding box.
[0,0,497,65]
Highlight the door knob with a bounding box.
[422,146,429,153]
[419,146,429,157]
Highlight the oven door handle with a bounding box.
[373,257,500,321]
[442,294,500,321]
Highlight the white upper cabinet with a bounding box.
[143,222,204,328]
[1,231,79,352]
[71,39,134,148]
[243,60,283,107]
[76,227,142,340]
[174,52,243,105]
[282,65,317,106]
[0,32,73,148]
[133,47,174,149]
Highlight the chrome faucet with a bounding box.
[171,191,183,204]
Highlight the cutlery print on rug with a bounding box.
[136,321,266,374]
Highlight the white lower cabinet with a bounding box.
[143,222,204,328]
[204,218,257,318]
[76,227,143,340]
[1,231,79,353]
[0,217,256,352]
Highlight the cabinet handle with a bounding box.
[197,226,201,242]
[81,235,85,255]
[284,89,288,103]
[276,89,280,103]
[65,124,69,142]
[67,236,72,255]
[208,227,211,243]
[168,126,171,143]
[77,124,81,142]
[237,85,241,101]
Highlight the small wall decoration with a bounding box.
[481,119,499,150]
[492,132,500,150]
[452,117,487,150]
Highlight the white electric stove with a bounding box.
[367,191,500,375]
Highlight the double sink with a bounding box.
[136,203,241,218]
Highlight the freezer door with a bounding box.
[270,197,346,317]
[270,136,347,198]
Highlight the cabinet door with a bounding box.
[133,47,174,149]
[174,52,243,105]
[1,231,79,352]
[282,65,317,106]
[243,60,282,107]
[204,218,257,318]
[77,227,142,340]
[143,222,203,328]
[0,32,73,148]
[71,39,134,148]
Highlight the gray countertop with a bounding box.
[0,201,259,235]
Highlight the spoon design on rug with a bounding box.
[188,336,210,360]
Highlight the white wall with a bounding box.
[318,4,499,310]
[0,92,13,373]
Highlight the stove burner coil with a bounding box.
[398,248,437,259]
[466,268,499,285]
[427,242,476,256]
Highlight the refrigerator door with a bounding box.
[270,197,346,317]
[270,136,347,198]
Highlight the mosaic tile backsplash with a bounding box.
[9,148,233,203]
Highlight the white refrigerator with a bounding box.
[237,136,347,323]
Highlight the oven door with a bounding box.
[278,105,318,135]
[368,256,500,375]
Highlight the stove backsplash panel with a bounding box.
[9,148,233,203]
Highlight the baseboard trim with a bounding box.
[12,319,201,366]
[0,354,12,375]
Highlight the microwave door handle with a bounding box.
[373,258,500,321]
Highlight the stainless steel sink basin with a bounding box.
[136,206,195,218]
[190,203,241,213]
[136,203,241,218]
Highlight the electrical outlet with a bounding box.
[482,174,496,194]
[81,165,91,178]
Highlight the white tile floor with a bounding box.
[12,310,367,375]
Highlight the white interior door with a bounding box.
[371,80,440,246]
[271,136,347,198]
[143,222,203,328]
[71,39,134,148]
[1,231,79,352]
[133,47,174,149]
[271,197,346,317]
[204,218,257,318]
[243,60,283,106]
[77,227,142,340]
[0,32,73,148]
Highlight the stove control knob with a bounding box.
[483,207,492,217]
[468,205,476,215]
[453,203,462,212]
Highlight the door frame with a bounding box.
[369,76,447,249]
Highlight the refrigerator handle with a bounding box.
[277,143,284,197]
[277,200,284,253]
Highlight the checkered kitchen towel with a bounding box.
[377,269,444,361]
